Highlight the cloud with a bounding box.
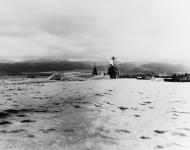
[0,0,190,65]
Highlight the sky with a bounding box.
[0,0,190,65]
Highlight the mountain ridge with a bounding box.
[0,60,189,75]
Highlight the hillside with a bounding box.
[118,63,188,74]
[0,61,92,75]
[0,60,189,76]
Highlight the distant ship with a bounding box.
[164,73,190,82]
[136,73,154,80]
[92,65,98,75]
[107,57,119,79]
[136,76,153,80]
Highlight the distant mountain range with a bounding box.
[118,62,188,74]
[0,60,189,76]
[0,61,92,75]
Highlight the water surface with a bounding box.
[0,78,190,150]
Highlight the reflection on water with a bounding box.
[0,78,190,150]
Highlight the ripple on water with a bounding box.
[154,130,167,134]
[181,128,190,131]
[171,132,187,137]
[115,129,130,133]
[0,129,26,134]
[40,128,56,133]
[140,136,150,139]
[0,121,12,125]
[20,119,36,123]
[154,145,164,149]
[118,106,129,111]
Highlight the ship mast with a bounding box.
[111,56,116,66]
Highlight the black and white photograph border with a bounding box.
[0,0,190,150]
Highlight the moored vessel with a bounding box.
[164,73,190,82]
[107,57,119,79]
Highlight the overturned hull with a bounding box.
[48,73,85,81]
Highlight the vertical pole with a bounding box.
[112,56,115,66]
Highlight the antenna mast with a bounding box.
[111,56,116,66]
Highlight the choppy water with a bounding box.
[0,77,190,150]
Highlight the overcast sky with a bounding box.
[0,0,190,64]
